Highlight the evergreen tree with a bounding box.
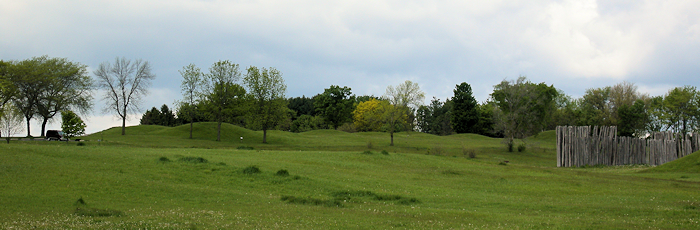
[451,82,479,133]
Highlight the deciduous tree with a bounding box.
[179,64,204,139]
[95,57,156,135]
[0,103,23,143]
[382,80,425,146]
[203,60,243,141]
[314,85,355,129]
[243,66,288,143]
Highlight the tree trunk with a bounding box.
[189,120,193,139]
[263,129,267,144]
[216,107,221,141]
[122,107,127,135]
[41,118,48,137]
[217,121,222,142]
[25,117,31,137]
[121,116,126,135]
[390,131,394,146]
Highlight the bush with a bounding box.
[380,150,389,155]
[276,169,289,176]
[463,147,476,158]
[76,142,86,146]
[179,156,208,163]
[337,122,356,133]
[517,143,526,152]
[243,165,261,174]
[237,146,254,150]
[159,157,171,162]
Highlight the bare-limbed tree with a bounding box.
[94,57,156,135]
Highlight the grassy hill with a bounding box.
[1,124,699,228]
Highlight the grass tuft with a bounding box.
[361,150,373,155]
[159,157,171,162]
[237,146,254,150]
[381,150,389,155]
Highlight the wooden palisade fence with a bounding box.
[556,126,700,167]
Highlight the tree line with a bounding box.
[3,56,699,146]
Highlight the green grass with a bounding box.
[1,124,699,228]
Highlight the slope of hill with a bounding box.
[1,140,699,229]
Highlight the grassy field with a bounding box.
[1,123,699,229]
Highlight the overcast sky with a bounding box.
[2,0,699,135]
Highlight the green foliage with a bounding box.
[617,100,648,137]
[451,82,479,133]
[380,150,389,155]
[655,86,699,134]
[140,104,177,126]
[361,150,373,154]
[236,146,254,150]
[203,60,244,141]
[159,157,171,162]
[0,103,24,143]
[287,96,316,117]
[336,122,356,133]
[416,97,453,135]
[314,85,355,129]
[491,76,557,147]
[60,110,86,138]
[517,142,526,152]
[243,66,288,143]
[290,114,326,133]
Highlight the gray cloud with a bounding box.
[2,0,700,133]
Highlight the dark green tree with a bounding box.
[617,99,648,137]
[60,110,86,138]
[451,82,479,133]
[416,97,453,135]
[314,85,355,129]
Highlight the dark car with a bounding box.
[46,130,69,141]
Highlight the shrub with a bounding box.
[159,157,171,162]
[75,197,86,205]
[517,143,526,152]
[280,196,343,207]
[237,146,254,150]
[76,142,86,146]
[243,165,261,174]
[179,156,207,163]
[380,150,389,155]
[337,122,356,133]
[429,146,444,155]
[276,169,289,176]
[463,148,476,158]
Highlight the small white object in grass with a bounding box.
[240,136,243,141]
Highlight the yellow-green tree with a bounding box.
[353,98,386,132]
